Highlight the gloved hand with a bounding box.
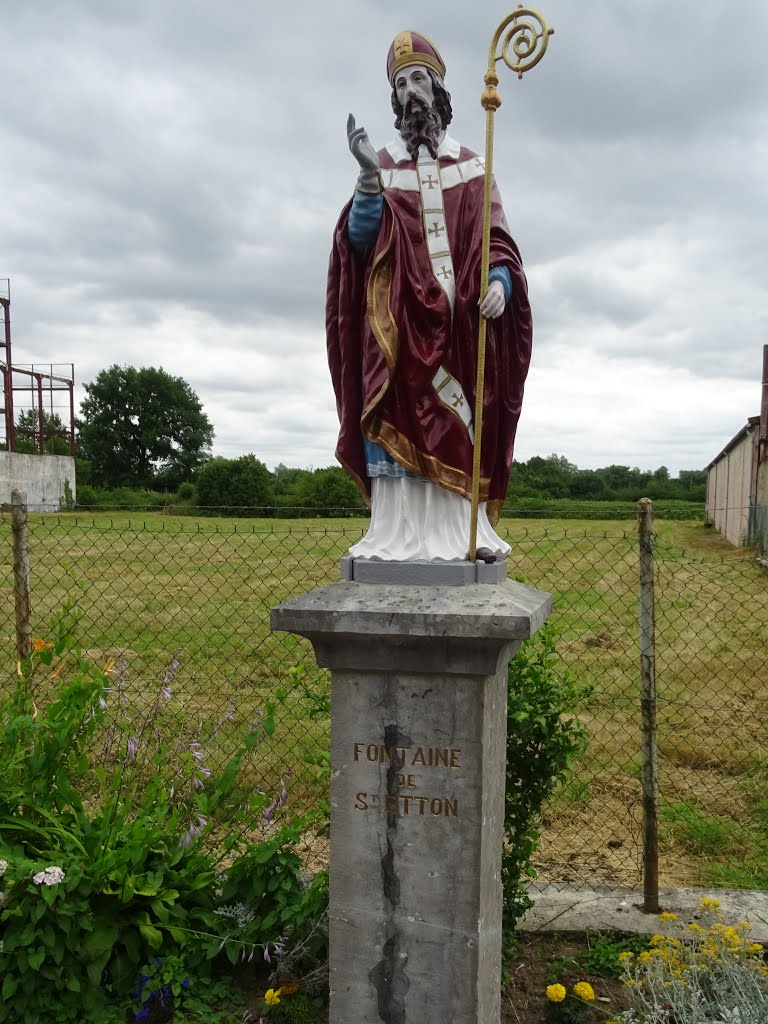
[347,113,381,194]
[479,280,506,319]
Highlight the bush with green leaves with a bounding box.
[0,611,327,1023]
[503,622,590,930]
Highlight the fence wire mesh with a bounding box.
[1,508,766,892]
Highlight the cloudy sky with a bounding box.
[2,0,766,475]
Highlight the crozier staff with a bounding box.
[326,30,532,562]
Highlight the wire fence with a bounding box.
[2,499,767,894]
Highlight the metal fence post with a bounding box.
[11,489,32,660]
[638,497,660,912]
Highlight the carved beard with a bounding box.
[400,97,443,161]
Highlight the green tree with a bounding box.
[285,466,367,515]
[78,366,213,488]
[195,454,274,513]
[14,409,70,455]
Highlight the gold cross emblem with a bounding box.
[428,221,444,239]
[451,392,464,409]
[438,265,453,280]
[394,32,412,58]
[421,174,438,190]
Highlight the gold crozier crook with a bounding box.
[468,7,554,561]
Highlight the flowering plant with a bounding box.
[545,979,598,1023]
[615,899,768,1023]
[0,609,328,1023]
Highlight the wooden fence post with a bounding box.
[638,497,660,913]
[11,489,32,661]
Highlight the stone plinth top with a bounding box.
[271,580,552,675]
[271,578,551,641]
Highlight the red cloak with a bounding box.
[326,143,532,517]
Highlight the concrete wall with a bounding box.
[0,452,76,512]
[706,428,755,547]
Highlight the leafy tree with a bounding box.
[195,454,274,513]
[282,466,367,515]
[78,366,213,488]
[14,409,70,455]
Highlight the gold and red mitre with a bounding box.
[386,30,446,83]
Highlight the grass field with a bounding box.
[1,510,766,890]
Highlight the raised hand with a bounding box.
[347,113,380,173]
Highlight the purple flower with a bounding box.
[192,767,212,791]
[263,947,271,963]
[162,653,182,691]
[179,814,207,848]
[126,737,139,761]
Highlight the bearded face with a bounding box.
[391,67,454,161]
[399,96,443,160]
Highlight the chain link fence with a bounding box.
[2,500,767,893]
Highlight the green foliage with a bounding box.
[503,624,590,931]
[506,454,707,504]
[273,991,327,1024]
[0,610,327,1023]
[502,497,704,520]
[546,933,651,983]
[272,465,366,516]
[662,800,730,855]
[78,365,213,489]
[195,454,274,513]
[14,409,71,455]
[75,484,189,510]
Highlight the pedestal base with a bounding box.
[340,556,508,585]
[271,580,552,1024]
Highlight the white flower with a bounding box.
[32,865,66,886]
[0,891,6,907]
[213,901,255,928]
[0,859,8,877]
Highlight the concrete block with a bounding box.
[271,580,552,1024]
[338,557,508,585]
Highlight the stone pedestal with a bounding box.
[271,580,552,1024]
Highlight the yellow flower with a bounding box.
[637,952,652,964]
[618,950,635,961]
[572,981,595,1001]
[700,897,721,910]
[546,984,567,1003]
[659,912,678,922]
[264,988,282,1007]
[748,943,764,955]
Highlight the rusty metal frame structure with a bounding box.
[0,280,76,456]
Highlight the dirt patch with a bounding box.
[502,932,630,1024]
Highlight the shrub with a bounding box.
[503,623,590,930]
[0,610,327,1022]
[500,498,705,521]
[195,455,274,514]
[616,899,768,1023]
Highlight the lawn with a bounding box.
[1,510,766,890]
